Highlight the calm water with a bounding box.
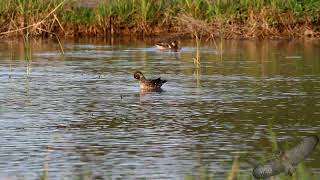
[0,38,319,179]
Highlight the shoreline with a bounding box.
[0,0,319,40]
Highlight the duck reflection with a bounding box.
[139,88,165,97]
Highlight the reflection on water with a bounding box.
[0,38,319,179]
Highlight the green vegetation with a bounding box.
[0,0,319,38]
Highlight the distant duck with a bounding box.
[134,71,167,90]
[155,40,179,51]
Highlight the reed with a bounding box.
[227,156,240,180]
[177,14,211,67]
[0,0,66,37]
[22,32,31,80]
[194,33,201,67]
[0,0,319,39]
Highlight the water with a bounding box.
[0,38,319,179]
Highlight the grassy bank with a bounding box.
[0,0,320,39]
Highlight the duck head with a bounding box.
[171,41,178,46]
[134,71,145,80]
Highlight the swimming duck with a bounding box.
[134,71,167,90]
[155,40,179,51]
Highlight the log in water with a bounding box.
[253,135,319,179]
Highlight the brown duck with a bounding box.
[134,71,167,90]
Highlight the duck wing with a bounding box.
[154,77,167,85]
[144,78,167,88]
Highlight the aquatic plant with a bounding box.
[0,0,320,39]
[177,14,210,66]
[226,156,240,180]
[0,0,66,36]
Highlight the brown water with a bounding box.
[0,38,319,179]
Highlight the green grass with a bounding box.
[0,0,320,38]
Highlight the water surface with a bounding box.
[0,38,320,179]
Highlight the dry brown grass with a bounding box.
[0,0,319,39]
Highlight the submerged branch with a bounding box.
[252,135,319,179]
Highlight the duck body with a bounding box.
[134,71,167,90]
[155,42,171,50]
[155,41,179,51]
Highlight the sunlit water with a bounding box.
[0,38,319,179]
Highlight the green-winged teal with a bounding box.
[134,71,167,90]
[155,41,179,51]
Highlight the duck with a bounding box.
[134,71,167,90]
[155,40,179,51]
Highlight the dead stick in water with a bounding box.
[37,27,64,54]
[252,135,319,179]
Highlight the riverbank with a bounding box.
[0,0,319,39]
